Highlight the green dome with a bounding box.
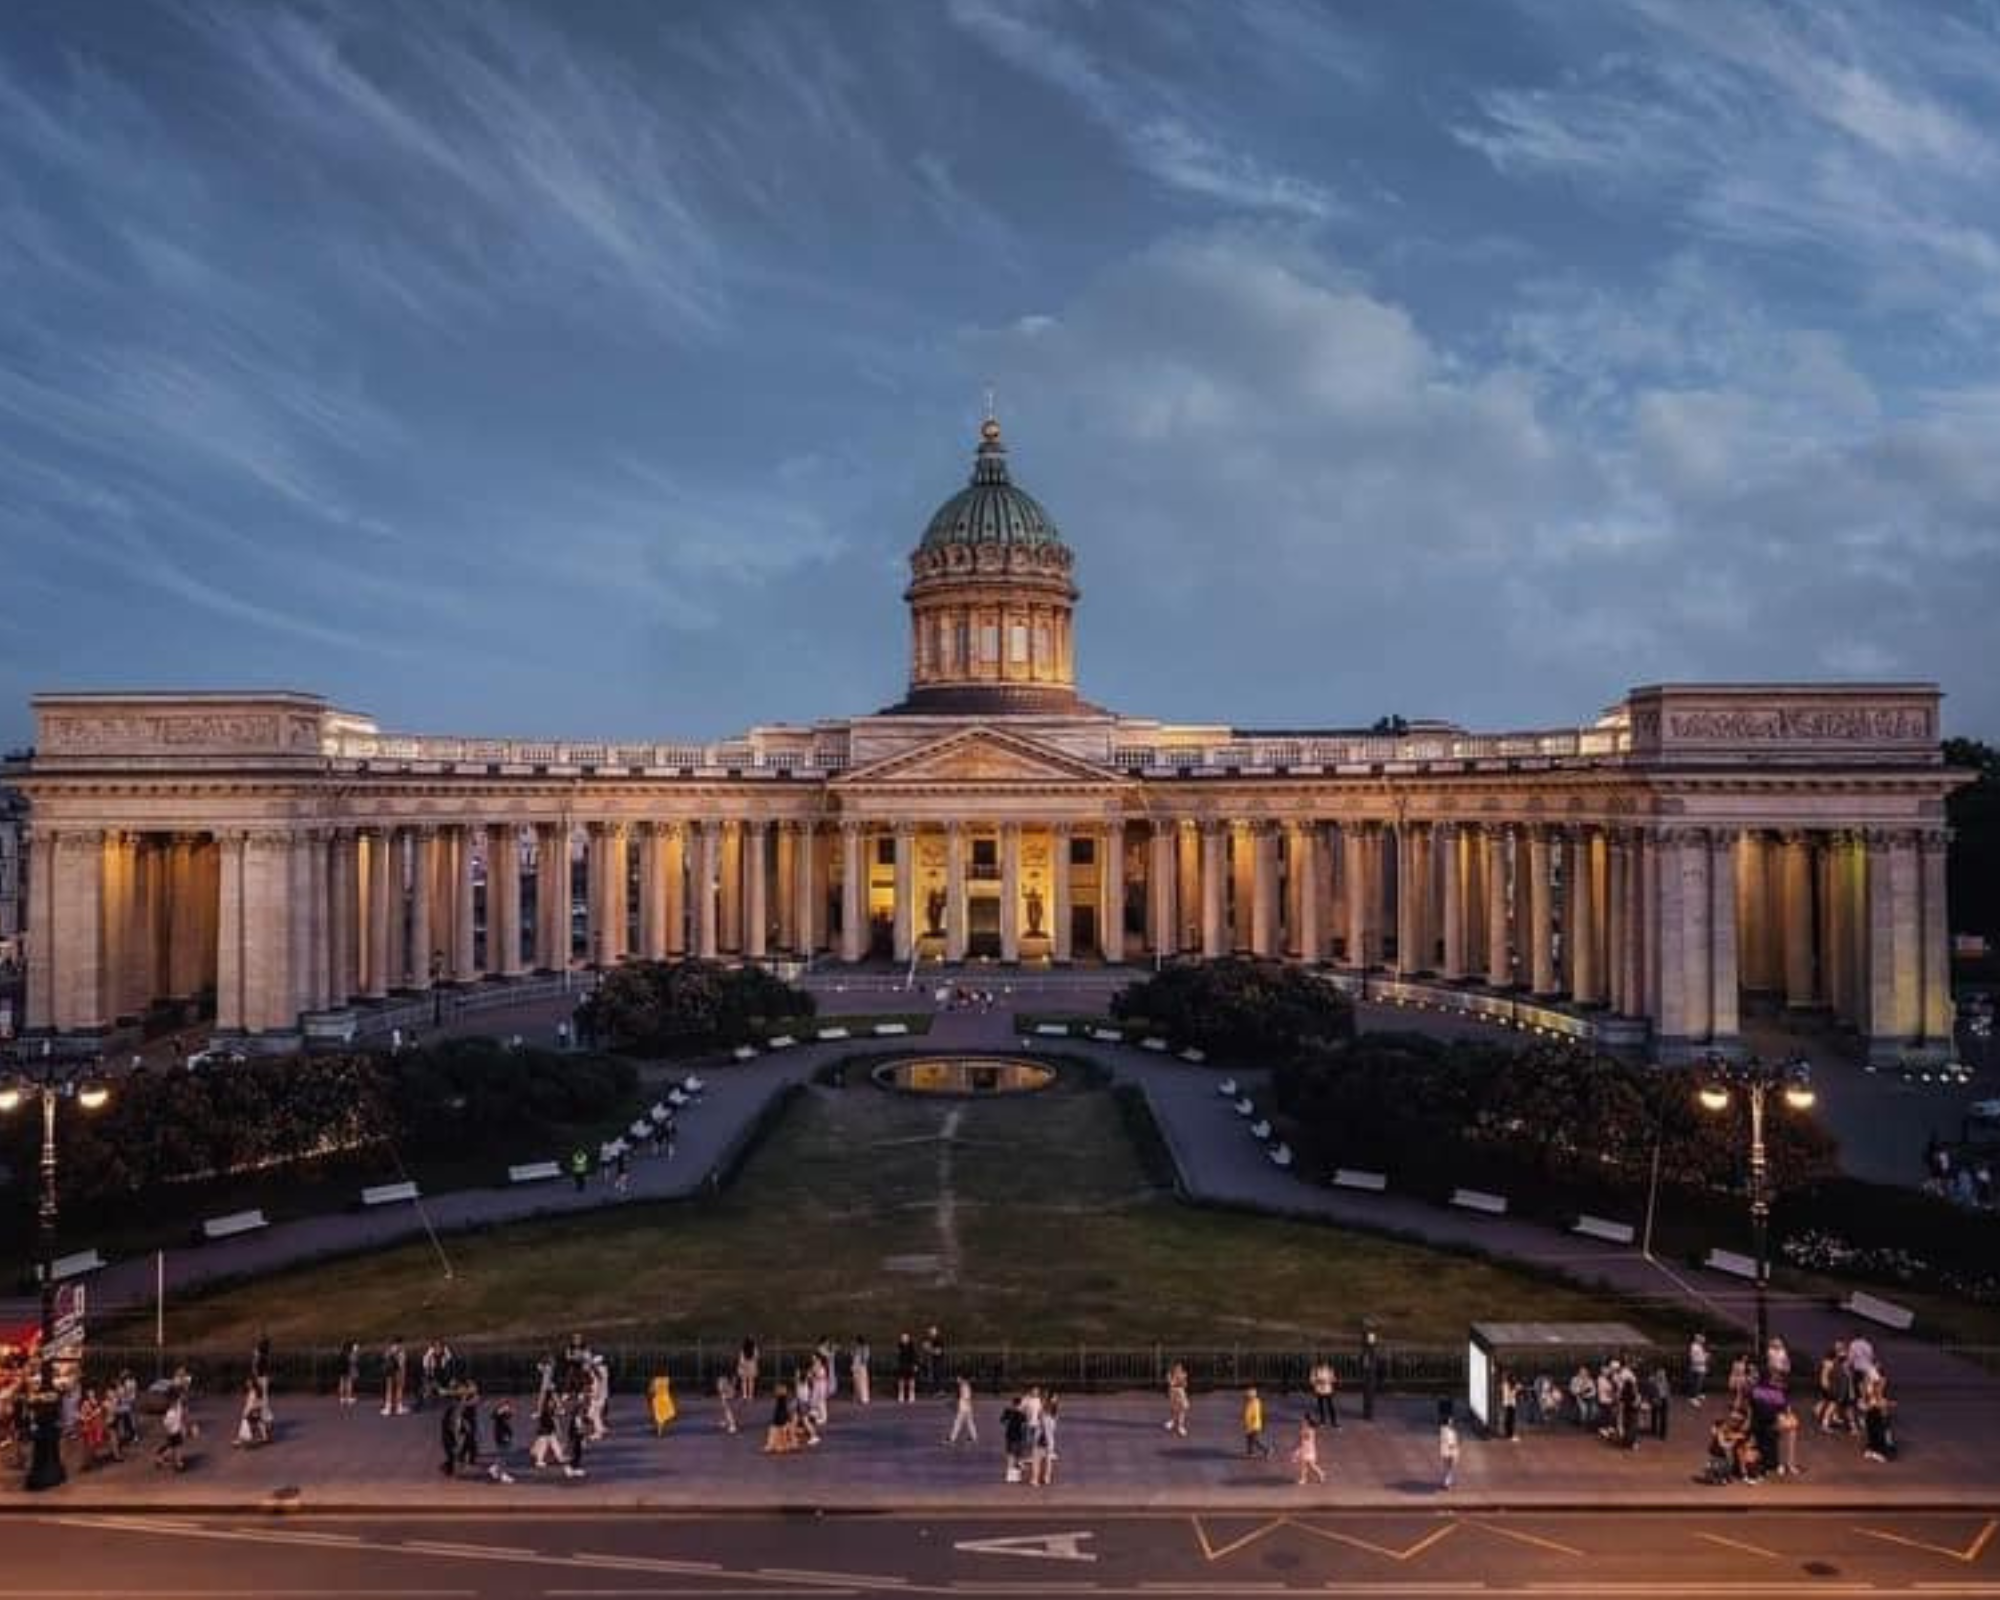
[919,418,1067,551]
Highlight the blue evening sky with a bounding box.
[3,0,1997,747]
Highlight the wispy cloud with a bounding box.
[947,0,1340,222]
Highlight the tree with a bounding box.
[1945,737,2000,947]
[575,959,816,1054]
[1112,957,1354,1059]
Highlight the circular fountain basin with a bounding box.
[872,1056,1056,1096]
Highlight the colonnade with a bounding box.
[20,814,1957,1063]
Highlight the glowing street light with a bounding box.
[1697,1052,1815,1358]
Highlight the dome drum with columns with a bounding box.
[3,414,1970,1069]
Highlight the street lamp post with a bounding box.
[1,1047,110,1490]
[430,949,445,1027]
[1697,1052,1816,1360]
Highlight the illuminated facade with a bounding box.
[10,420,1966,1063]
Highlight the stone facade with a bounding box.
[6,427,1969,1065]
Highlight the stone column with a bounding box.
[1736,832,1772,994]
[362,829,391,997]
[1461,826,1486,977]
[694,821,721,960]
[1050,824,1072,963]
[1100,819,1125,963]
[1345,825,1372,969]
[1438,823,1464,981]
[1293,823,1320,963]
[719,822,743,954]
[49,830,107,1034]
[1604,830,1627,1015]
[1200,822,1227,959]
[774,824,798,952]
[409,828,436,988]
[635,823,662,960]
[1250,823,1279,958]
[491,823,525,976]
[890,822,916,962]
[998,823,1021,963]
[1781,831,1816,1009]
[165,834,206,1001]
[1865,830,1922,1059]
[1567,828,1597,1004]
[452,825,479,981]
[1920,829,1953,1046]
[212,831,245,1033]
[745,821,769,960]
[839,823,865,962]
[1485,824,1512,988]
[328,829,359,1004]
[1149,821,1178,957]
[1526,826,1556,996]
[245,830,297,1033]
[1710,828,1741,1047]
[791,823,816,956]
[941,822,967,963]
[1177,820,1201,953]
[664,823,689,957]
[1655,828,1715,1054]
[534,825,567,972]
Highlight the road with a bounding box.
[15,1507,2000,1598]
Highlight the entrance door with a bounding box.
[1071,904,1096,957]
[968,897,1001,959]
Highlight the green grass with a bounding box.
[127,1064,1678,1353]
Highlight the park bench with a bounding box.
[1450,1187,1509,1216]
[1034,1023,1068,1036]
[200,1209,268,1242]
[1233,1097,1255,1117]
[816,1027,851,1041]
[1703,1247,1760,1280]
[1269,1143,1294,1168]
[732,1044,758,1061]
[668,1088,690,1108]
[649,1102,672,1123]
[1217,1077,1239,1097]
[1250,1118,1272,1140]
[1180,1047,1206,1063]
[1840,1290,1916,1331]
[682,1074,705,1094]
[767,1034,797,1049]
[875,1021,910,1036]
[1332,1168,1389,1193]
[50,1248,106,1279]
[627,1119,652,1141]
[1140,1036,1170,1052]
[361,1180,420,1207]
[1573,1214,1637,1246]
[1090,1027,1123,1043]
[507,1161,562,1185]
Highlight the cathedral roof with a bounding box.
[918,417,1067,553]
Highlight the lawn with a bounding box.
[129,1065,1675,1355]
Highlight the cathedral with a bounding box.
[10,417,1963,1063]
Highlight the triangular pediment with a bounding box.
[833,726,1127,790]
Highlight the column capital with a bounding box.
[744,818,770,839]
[53,827,106,854]
[1919,828,1951,856]
[1049,820,1071,839]
[1706,825,1741,848]
[838,818,867,838]
[893,819,918,839]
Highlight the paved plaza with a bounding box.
[7,970,1995,1512]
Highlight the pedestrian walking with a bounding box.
[614,1147,630,1195]
[737,1337,760,1404]
[488,1397,516,1483]
[1164,1361,1190,1437]
[569,1146,589,1192]
[1649,1366,1672,1442]
[529,1393,565,1472]
[439,1392,462,1476]
[154,1389,190,1473]
[1000,1394,1027,1483]
[1242,1387,1274,1460]
[1686,1332,1710,1405]
[1293,1416,1326,1485]
[564,1396,589,1478]
[895,1331,918,1404]
[715,1372,740,1434]
[1499,1371,1519,1442]
[1439,1415,1460,1490]
[381,1338,408,1416]
[1309,1359,1340,1429]
[339,1341,360,1407]
[850,1335,872,1407]
[648,1373,677,1436]
[947,1374,978,1446]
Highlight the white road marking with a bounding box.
[956,1532,1099,1564]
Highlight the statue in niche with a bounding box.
[1025,883,1046,938]
[925,886,947,938]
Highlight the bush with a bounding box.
[1111,958,1354,1060]
[575,959,816,1054]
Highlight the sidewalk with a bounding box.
[7,1389,1995,1513]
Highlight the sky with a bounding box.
[3,0,1997,750]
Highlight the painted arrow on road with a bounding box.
[954,1530,1099,1563]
